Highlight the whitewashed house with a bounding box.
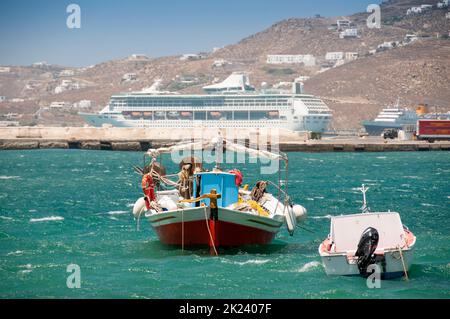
[405,34,420,43]
[0,67,11,73]
[325,52,344,61]
[295,76,310,82]
[128,54,149,61]
[339,28,358,39]
[212,59,230,67]
[73,100,92,109]
[345,52,359,61]
[50,101,70,109]
[59,69,75,77]
[336,19,351,29]
[54,80,82,94]
[266,54,316,66]
[420,4,433,11]
[180,54,204,61]
[122,73,137,82]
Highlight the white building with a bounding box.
[73,100,92,109]
[420,4,433,10]
[6,113,21,120]
[0,67,10,73]
[437,1,448,8]
[325,52,344,61]
[405,34,419,42]
[59,69,75,77]
[345,52,359,61]
[0,96,6,102]
[50,101,70,109]
[266,54,316,66]
[122,73,137,82]
[336,19,351,29]
[447,12,450,19]
[54,80,82,94]
[180,54,204,61]
[407,7,423,15]
[0,121,19,127]
[10,98,25,102]
[377,41,400,50]
[32,61,49,68]
[339,28,358,39]
[212,59,230,67]
[128,54,149,61]
[295,76,310,82]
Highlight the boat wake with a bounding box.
[222,259,271,266]
[310,215,333,220]
[297,261,322,273]
[0,175,20,180]
[106,211,129,215]
[29,216,64,223]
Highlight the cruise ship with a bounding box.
[362,100,418,136]
[79,73,332,132]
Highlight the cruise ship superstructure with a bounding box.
[80,73,332,132]
[362,100,418,136]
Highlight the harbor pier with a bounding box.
[0,127,449,152]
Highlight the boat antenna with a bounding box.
[359,184,370,213]
[214,132,223,170]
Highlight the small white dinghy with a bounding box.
[319,185,416,279]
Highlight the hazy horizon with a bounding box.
[0,0,382,67]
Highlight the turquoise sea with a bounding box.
[0,150,449,298]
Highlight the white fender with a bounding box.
[284,205,297,236]
[293,205,307,222]
[132,197,147,219]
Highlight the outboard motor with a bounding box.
[355,227,379,277]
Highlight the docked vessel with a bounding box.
[80,73,332,133]
[319,185,416,279]
[131,137,307,254]
[362,100,418,136]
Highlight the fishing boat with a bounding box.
[132,137,307,255]
[319,185,416,279]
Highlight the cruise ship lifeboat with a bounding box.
[209,111,222,118]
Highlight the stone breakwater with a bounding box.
[0,127,449,152]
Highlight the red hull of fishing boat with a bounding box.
[153,219,277,247]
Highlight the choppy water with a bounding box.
[0,150,449,298]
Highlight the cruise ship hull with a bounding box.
[79,112,331,132]
[363,121,409,136]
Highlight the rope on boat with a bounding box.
[397,245,409,281]
[204,206,218,256]
[135,205,146,231]
[181,208,184,252]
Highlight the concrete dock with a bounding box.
[0,127,449,152]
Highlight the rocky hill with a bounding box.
[0,0,449,129]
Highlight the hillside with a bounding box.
[0,0,449,129]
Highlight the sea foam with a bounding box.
[0,175,20,180]
[30,216,64,223]
[297,261,322,273]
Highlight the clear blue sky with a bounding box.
[0,0,382,67]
